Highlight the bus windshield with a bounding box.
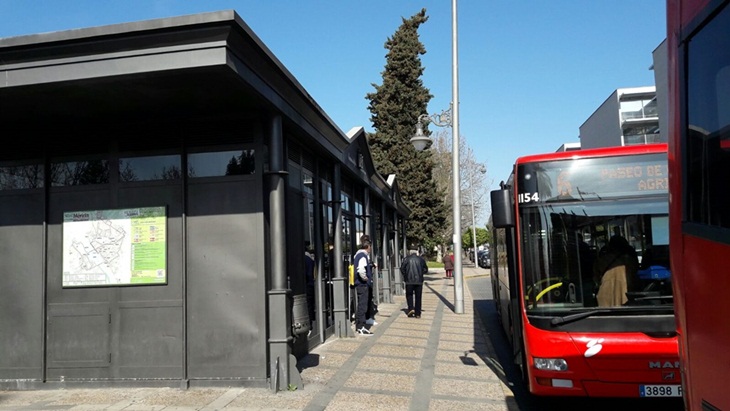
[519,197,671,315]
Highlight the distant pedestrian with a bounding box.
[353,237,374,335]
[443,251,454,278]
[401,249,428,318]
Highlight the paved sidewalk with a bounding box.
[0,266,513,410]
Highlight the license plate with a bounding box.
[639,384,683,397]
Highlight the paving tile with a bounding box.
[429,398,509,411]
[325,391,411,411]
[431,377,506,399]
[368,344,426,358]
[356,356,422,373]
[378,335,429,347]
[343,371,416,392]
[434,361,502,381]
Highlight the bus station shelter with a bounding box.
[0,10,410,391]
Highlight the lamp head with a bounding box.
[410,119,432,151]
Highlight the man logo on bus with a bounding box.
[584,338,604,357]
[649,361,680,369]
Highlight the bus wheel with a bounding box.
[520,351,530,386]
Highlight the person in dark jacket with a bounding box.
[400,249,428,318]
[353,238,374,335]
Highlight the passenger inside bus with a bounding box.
[593,233,639,307]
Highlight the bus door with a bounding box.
[491,187,527,379]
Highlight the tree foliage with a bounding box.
[366,8,447,252]
[462,227,491,250]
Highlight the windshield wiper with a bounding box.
[630,295,674,302]
[550,309,611,326]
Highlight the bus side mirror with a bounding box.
[490,189,514,228]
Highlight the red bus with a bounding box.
[667,0,730,409]
[489,143,680,398]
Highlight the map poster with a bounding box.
[62,206,167,287]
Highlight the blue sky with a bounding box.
[0,1,667,225]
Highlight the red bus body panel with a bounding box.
[523,322,679,397]
[667,0,730,409]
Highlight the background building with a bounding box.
[579,86,661,149]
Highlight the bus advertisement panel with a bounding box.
[667,0,730,409]
[490,144,679,398]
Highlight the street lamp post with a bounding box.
[470,166,486,262]
[410,0,465,314]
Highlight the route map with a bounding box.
[63,207,166,287]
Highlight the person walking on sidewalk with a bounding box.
[401,249,428,318]
[443,251,454,278]
[353,237,374,335]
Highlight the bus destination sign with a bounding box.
[517,153,668,204]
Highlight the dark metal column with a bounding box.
[331,164,352,337]
[380,201,392,303]
[364,189,378,305]
[312,162,325,343]
[266,114,301,391]
[393,211,404,295]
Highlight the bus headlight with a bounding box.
[534,358,568,371]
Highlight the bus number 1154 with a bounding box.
[518,192,540,204]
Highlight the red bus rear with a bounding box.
[490,144,680,398]
[667,0,730,409]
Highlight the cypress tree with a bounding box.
[366,8,447,253]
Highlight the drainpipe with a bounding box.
[331,164,353,337]
[266,114,301,391]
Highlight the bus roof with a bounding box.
[515,143,668,166]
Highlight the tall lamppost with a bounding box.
[470,165,486,261]
[410,0,464,314]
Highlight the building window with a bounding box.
[119,154,182,182]
[50,159,110,186]
[0,162,44,190]
[187,149,255,178]
[620,97,657,121]
[686,2,730,228]
[623,124,660,146]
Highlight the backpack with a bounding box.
[348,263,355,286]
